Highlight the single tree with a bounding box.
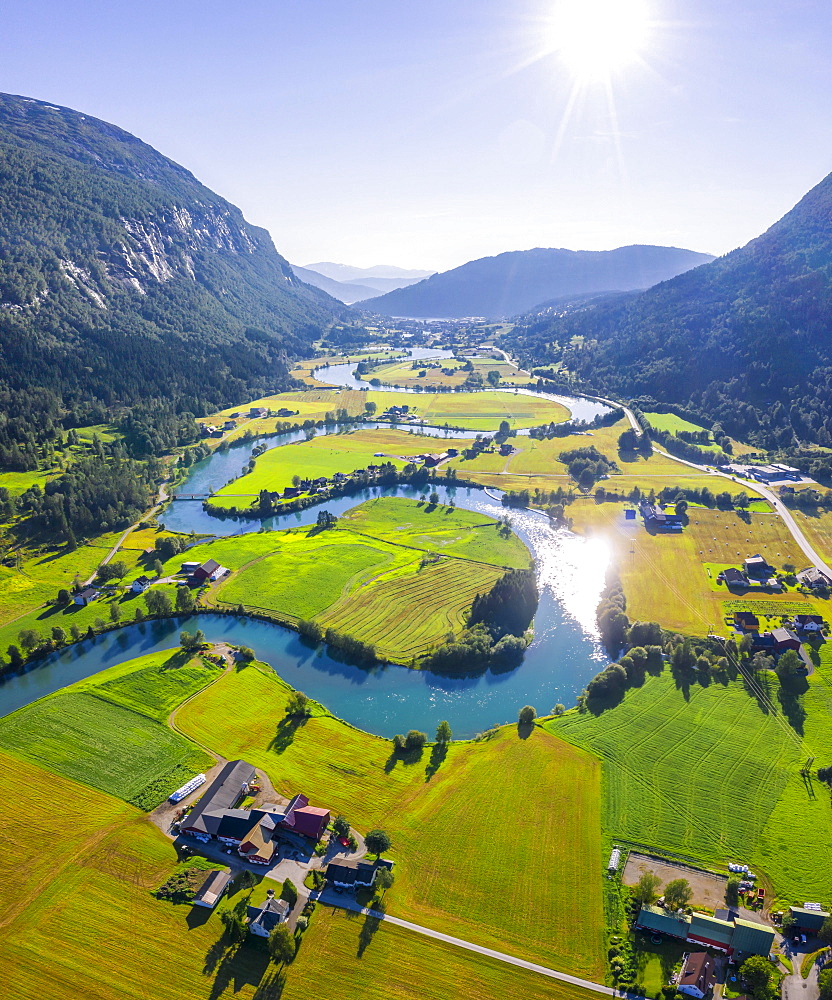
[175,586,195,613]
[145,590,173,615]
[109,602,121,623]
[429,491,440,505]
[51,626,67,645]
[18,628,39,652]
[404,730,427,751]
[819,916,832,946]
[375,868,395,896]
[726,878,740,907]
[220,908,247,945]
[268,924,296,966]
[56,588,71,606]
[6,645,23,668]
[552,703,566,716]
[286,690,311,717]
[632,871,662,906]
[332,815,350,839]
[518,705,536,725]
[364,829,392,857]
[819,969,832,1000]
[663,878,692,911]
[180,630,201,652]
[281,878,298,908]
[740,956,779,1000]
[153,558,164,578]
[776,648,802,684]
[435,720,452,744]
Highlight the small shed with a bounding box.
[193,869,231,909]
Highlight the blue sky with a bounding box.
[3,0,832,270]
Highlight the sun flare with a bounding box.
[546,0,651,81]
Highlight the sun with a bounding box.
[546,0,651,81]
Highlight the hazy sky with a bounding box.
[3,1,832,271]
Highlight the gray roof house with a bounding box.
[247,894,290,937]
[192,869,232,909]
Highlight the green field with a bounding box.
[546,657,832,902]
[0,652,215,809]
[208,497,530,661]
[318,556,504,660]
[176,661,606,977]
[281,907,604,1000]
[643,411,711,436]
[210,427,417,507]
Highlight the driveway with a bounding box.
[781,939,823,1000]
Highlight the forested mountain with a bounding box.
[513,170,832,450]
[0,92,346,464]
[361,245,714,318]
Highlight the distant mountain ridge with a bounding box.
[292,261,435,304]
[290,265,381,304]
[361,245,715,318]
[513,169,832,451]
[0,91,343,451]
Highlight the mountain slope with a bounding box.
[0,93,345,453]
[305,262,434,283]
[361,245,714,318]
[514,171,832,450]
[290,265,380,303]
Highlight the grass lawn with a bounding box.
[0,672,212,809]
[546,651,832,903]
[176,661,606,977]
[368,356,535,390]
[208,497,529,660]
[280,906,604,1000]
[0,468,54,497]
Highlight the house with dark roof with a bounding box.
[733,611,759,632]
[794,614,825,632]
[639,502,682,531]
[192,869,232,909]
[247,893,290,936]
[74,586,100,606]
[678,952,716,998]
[325,858,379,890]
[131,576,152,593]
[721,568,747,589]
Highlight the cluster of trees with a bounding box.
[20,454,158,541]
[527,405,625,441]
[421,623,528,674]
[469,567,538,637]
[558,445,616,489]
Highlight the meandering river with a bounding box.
[0,354,614,738]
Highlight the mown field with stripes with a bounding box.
[319,556,503,660]
[213,497,531,663]
[547,648,832,904]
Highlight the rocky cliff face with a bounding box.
[0,92,344,414]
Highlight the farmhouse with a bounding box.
[744,554,774,579]
[247,893,290,936]
[191,559,228,584]
[677,952,716,998]
[325,857,379,890]
[721,568,747,589]
[793,614,824,633]
[192,869,231,909]
[639,502,682,531]
[131,576,151,593]
[238,817,278,865]
[74,586,100,606]
[798,567,832,590]
[686,912,735,952]
[733,611,759,632]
